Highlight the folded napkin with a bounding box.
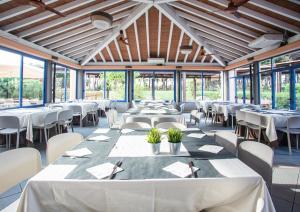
[93,128,110,134]
[65,148,92,157]
[198,145,224,154]
[163,161,199,178]
[183,128,201,132]
[87,135,110,141]
[121,129,135,134]
[86,162,123,179]
[187,133,206,139]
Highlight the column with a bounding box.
[45,60,53,103]
[252,61,260,105]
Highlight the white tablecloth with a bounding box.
[51,102,96,119]
[17,159,275,212]
[0,107,60,142]
[83,100,111,110]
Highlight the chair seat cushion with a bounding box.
[1,198,19,212]
[0,128,26,134]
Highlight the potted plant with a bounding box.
[147,128,161,155]
[167,128,183,155]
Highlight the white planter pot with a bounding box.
[169,142,181,155]
[150,143,161,155]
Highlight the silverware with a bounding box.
[62,155,90,158]
[188,161,195,178]
[108,161,122,179]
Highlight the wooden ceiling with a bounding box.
[0,0,299,67]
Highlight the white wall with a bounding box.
[228,70,236,102]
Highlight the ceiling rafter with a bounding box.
[67,45,95,58]
[192,45,200,63]
[0,0,58,22]
[114,38,123,62]
[166,22,173,62]
[61,38,106,56]
[99,51,106,63]
[106,46,115,62]
[201,55,206,63]
[175,30,184,63]
[157,10,162,57]
[177,0,278,34]
[123,29,132,62]
[209,0,300,34]
[17,0,135,38]
[81,3,152,65]
[145,10,150,58]
[3,0,95,32]
[134,21,141,62]
[184,39,193,63]
[155,3,225,66]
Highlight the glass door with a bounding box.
[274,70,290,109]
[235,78,243,103]
[244,77,251,104]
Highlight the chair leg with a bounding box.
[231,115,234,129]
[16,131,20,148]
[71,122,74,132]
[44,128,48,143]
[92,114,95,126]
[258,127,261,143]
[39,129,42,143]
[296,134,299,150]
[287,132,292,155]
[80,115,82,127]
[8,134,11,149]
[5,135,8,148]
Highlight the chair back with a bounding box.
[153,117,177,127]
[106,109,118,128]
[44,111,58,126]
[0,148,41,194]
[0,116,19,129]
[126,117,152,126]
[156,122,187,130]
[287,116,300,129]
[121,122,151,129]
[58,109,73,122]
[245,112,261,126]
[236,110,245,122]
[179,103,185,113]
[46,133,84,164]
[68,105,82,115]
[238,141,273,189]
[195,101,201,110]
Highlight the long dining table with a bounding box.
[17,129,275,212]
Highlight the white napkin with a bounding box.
[93,128,110,134]
[198,145,224,154]
[86,162,123,179]
[183,128,201,132]
[121,129,135,134]
[87,135,110,141]
[187,133,206,139]
[65,148,92,157]
[163,161,199,178]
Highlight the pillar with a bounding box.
[253,61,260,105]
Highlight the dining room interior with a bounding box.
[0,0,300,211]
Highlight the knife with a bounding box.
[108,161,122,179]
[62,155,90,158]
[188,161,195,178]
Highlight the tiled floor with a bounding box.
[1,114,300,211]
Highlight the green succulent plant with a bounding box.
[167,128,183,143]
[147,128,161,144]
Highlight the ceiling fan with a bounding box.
[118,30,129,45]
[209,0,249,18]
[199,46,214,57]
[13,0,65,17]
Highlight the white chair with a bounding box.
[126,116,152,126]
[211,104,224,125]
[179,103,185,113]
[0,116,26,149]
[57,109,74,134]
[195,101,202,112]
[106,109,122,129]
[121,122,151,130]
[215,131,239,155]
[228,105,244,129]
[0,148,42,211]
[46,133,84,164]
[238,141,273,190]
[153,117,177,127]
[68,105,83,127]
[33,111,58,143]
[156,122,187,130]
[87,103,99,126]
[278,116,300,155]
[235,110,248,139]
[245,113,264,142]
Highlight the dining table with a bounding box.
[240,109,300,142]
[50,102,97,119]
[17,128,275,212]
[0,107,61,142]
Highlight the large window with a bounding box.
[181,72,202,102]
[22,57,44,106]
[133,71,175,101]
[203,72,221,100]
[259,59,272,108]
[54,65,76,102]
[84,71,126,101]
[0,48,45,109]
[235,78,243,103]
[296,68,300,110]
[274,70,290,109]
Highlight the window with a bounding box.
[235,78,243,103]
[296,68,300,110]
[259,59,272,108]
[85,72,104,100]
[106,72,126,100]
[0,50,21,109]
[54,65,66,102]
[133,71,175,101]
[203,72,221,100]
[54,65,76,102]
[22,57,44,106]
[274,70,290,109]
[181,72,202,102]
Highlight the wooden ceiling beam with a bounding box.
[184,39,193,63]
[17,0,136,38]
[99,51,106,63]
[134,21,141,62]
[249,0,300,22]
[209,0,300,34]
[192,45,200,63]
[166,22,173,62]
[123,29,132,62]
[156,3,225,66]
[157,11,162,57]
[201,55,206,63]
[106,46,115,62]
[178,0,278,34]
[81,3,152,65]
[176,10,252,43]
[0,0,10,4]
[114,38,123,62]
[72,50,93,60]
[175,30,184,63]
[210,45,241,58]
[145,10,150,58]
[67,45,96,58]
[3,0,95,33]
[0,0,58,22]
[61,38,106,55]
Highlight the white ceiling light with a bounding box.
[180,45,193,55]
[91,11,113,29]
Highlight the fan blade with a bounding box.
[44,5,65,17]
